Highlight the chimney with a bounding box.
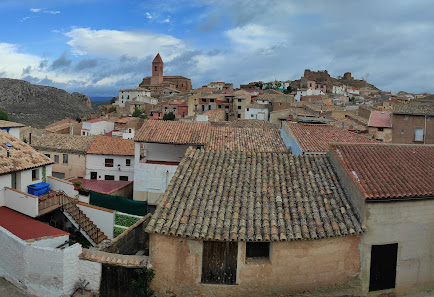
[29,133,32,145]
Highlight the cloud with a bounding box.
[145,12,152,19]
[75,58,99,71]
[65,28,185,61]
[50,52,72,70]
[163,18,170,23]
[30,8,41,12]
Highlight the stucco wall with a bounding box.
[4,188,38,217]
[86,154,134,181]
[76,202,115,239]
[0,174,11,205]
[47,176,79,198]
[149,234,362,297]
[280,124,303,155]
[0,226,82,297]
[28,235,69,248]
[78,259,102,292]
[392,114,433,144]
[360,200,434,294]
[133,162,177,204]
[39,150,86,179]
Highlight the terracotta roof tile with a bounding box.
[204,109,226,122]
[134,120,211,145]
[86,136,134,156]
[0,120,25,128]
[226,119,278,129]
[146,150,364,241]
[285,123,377,153]
[32,134,97,154]
[0,130,53,175]
[207,127,287,152]
[368,111,391,128]
[70,178,133,194]
[392,103,434,115]
[331,143,434,200]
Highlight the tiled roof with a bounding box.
[70,178,133,194]
[0,206,68,240]
[204,109,226,122]
[226,119,278,129]
[146,150,364,241]
[368,111,391,128]
[392,103,434,115]
[331,143,434,200]
[134,120,211,145]
[0,120,25,128]
[255,93,292,103]
[32,134,97,154]
[285,123,377,153]
[45,118,75,132]
[0,130,53,175]
[80,248,148,267]
[207,127,287,152]
[86,136,134,156]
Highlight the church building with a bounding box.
[139,53,192,93]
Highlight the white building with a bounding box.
[81,120,114,136]
[328,84,347,95]
[347,87,360,95]
[115,87,152,107]
[85,136,135,181]
[245,102,269,120]
[0,120,25,140]
[295,89,324,102]
[133,120,209,207]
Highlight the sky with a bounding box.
[1,0,434,97]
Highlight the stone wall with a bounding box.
[149,233,362,297]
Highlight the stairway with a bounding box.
[62,197,108,246]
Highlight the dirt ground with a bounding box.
[0,277,32,297]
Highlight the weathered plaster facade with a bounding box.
[149,234,362,297]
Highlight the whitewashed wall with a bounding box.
[28,235,69,248]
[76,203,115,239]
[4,188,38,217]
[0,226,82,297]
[78,259,102,292]
[245,107,268,120]
[85,154,134,181]
[0,174,11,206]
[47,176,79,198]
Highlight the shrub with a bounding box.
[0,109,9,121]
[163,112,175,121]
[114,226,127,237]
[115,213,141,227]
[129,268,155,297]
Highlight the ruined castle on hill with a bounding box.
[303,69,378,90]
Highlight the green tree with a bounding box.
[132,107,148,119]
[0,109,9,121]
[109,106,117,113]
[163,112,175,121]
[109,97,117,104]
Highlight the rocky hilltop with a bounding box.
[303,69,379,90]
[0,78,91,128]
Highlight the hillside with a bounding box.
[0,78,92,128]
[303,69,379,90]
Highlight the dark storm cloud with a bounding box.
[50,52,72,70]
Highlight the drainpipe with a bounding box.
[424,115,427,144]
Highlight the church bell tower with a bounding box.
[150,53,164,85]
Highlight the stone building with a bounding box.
[391,103,434,144]
[367,111,392,142]
[139,53,192,93]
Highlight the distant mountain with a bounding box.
[0,78,92,128]
[89,96,114,102]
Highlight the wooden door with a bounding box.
[201,241,237,285]
[369,243,398,291]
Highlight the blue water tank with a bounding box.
[27,182,51,196]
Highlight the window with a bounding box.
[246,108,249,111]
[378,128,384,131]
[237,114,241,118]
[104,175,115,180]
[126,159,131,167]
[44,153,50,158]
[415,128,424,142]
[210,99,214,103]
[90,172,97,180]
[63,154,68,164]
[401,129,405,134]
[105,158,114,167]
[238,106,241,110]
[201,242,237,285]
[238,99,242,102]
[246,242,270,259]
[404,115,409,120]
[82,131,86,136]
[154,66,157,71]
[218,105,222,108]
[119,176,129,181]
[128,128,132,133]
[251,114,254,118]
[32,169,39,181]
[54,155,59,163]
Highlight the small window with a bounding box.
[119,176,129,181]
[126,159,131,167]
[32,169,39,181]
[246,108,249,111]
[378,128,384,131]
[238,106,241,110]
[237,114,241,119]
[251,114,254,118]
[218,105,222,108]
[128,128,132,133]
[238,99,242,102]
[105,158,114,167]
[44,153,50,158]
[105,175,115,180]
[63,154,68,164]
[415,128,424,142]
[210,99,214,103]
[54,155,59,163]
[246,242,270,259]
[154,66,157,71]
[404,115,409,120]
[82,131,85,136]
[401,129,405,134]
